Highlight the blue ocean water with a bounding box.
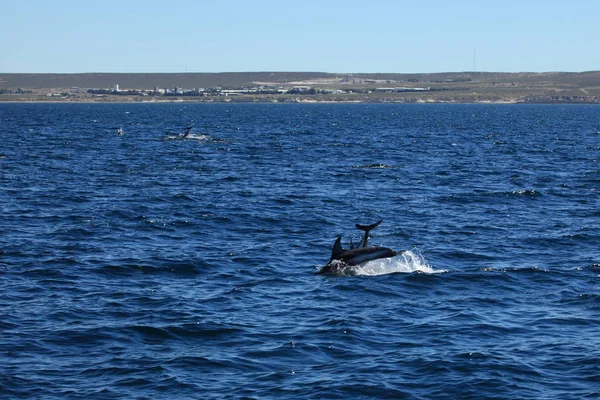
[1,102,599,399]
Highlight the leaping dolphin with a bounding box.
[318,219,399,275]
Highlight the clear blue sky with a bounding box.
[2,0,598,73]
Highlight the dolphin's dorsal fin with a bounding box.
[330,236,344,260]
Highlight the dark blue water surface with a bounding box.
[1,103,599,399]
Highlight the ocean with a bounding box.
[1,102,599,399]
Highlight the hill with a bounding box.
[0,72,337,90]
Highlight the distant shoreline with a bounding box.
[1,100,598,105]
[0,97,597,105]
[1,71,599,104]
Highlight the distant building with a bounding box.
[374,87,430,93]
[292,86,311,92]
[114,84,119,92]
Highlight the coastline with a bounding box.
[0,96,596,104]
[2,71,599,104]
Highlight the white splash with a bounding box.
[164,133,211,141]
[350,250,445,276]
[186,133,211,141]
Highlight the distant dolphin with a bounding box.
[182,126,193,138]
[165,125,194,139]
[318,219,399,275]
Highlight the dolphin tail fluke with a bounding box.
[356,219,383,248]
[330,236,344,261]
[355,219,382,232]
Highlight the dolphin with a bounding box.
[318,219,398,275]
[164,125,194,138]
[182,126,193,138]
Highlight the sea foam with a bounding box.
[330,250,445,276]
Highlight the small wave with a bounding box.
[478,265,550,274]
[94,260,206,275]
[128,323,242,341]
[480,189,541,198]
[435,188,541,205]
[352,163,401,169]
[511,189,539,197]
[329,250,446,276]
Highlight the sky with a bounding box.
[2,0,599,74]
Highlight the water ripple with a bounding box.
[2,103,600,399]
